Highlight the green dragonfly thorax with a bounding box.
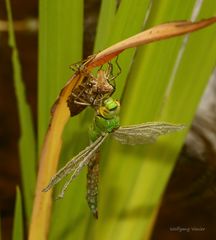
[89,97,120,142]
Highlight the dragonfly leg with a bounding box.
[72,89,95,106]
[115,55,121,77]
[91,93,104,107]
[69,63,80,72]
[106,56,122,81]
[105,58,121,95]
[69,54,96,72]
[73,99,91,106]
[107,61,114,76]
[71,88,93,106]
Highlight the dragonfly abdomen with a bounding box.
[87,152,100,219]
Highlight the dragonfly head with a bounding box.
[97,97,120,119]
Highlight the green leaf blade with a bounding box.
[12,187,24,240]
[6,0,36,221]
[38,0,84,149]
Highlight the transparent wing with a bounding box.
[112,122,185,145]
[42,134,108,196]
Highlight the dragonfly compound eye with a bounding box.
[98,98,120,119]
[104,98,120,111]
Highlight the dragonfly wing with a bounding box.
[112,122,185,145]
[42,134,108,193]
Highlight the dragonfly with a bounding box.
[43,96,184,218]
[30,17,216,228]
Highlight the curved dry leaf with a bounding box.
[87,17,216,68]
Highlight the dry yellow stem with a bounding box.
[28,73,84,240]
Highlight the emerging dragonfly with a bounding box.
[43,95,184,218]
[30,17,216,236]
